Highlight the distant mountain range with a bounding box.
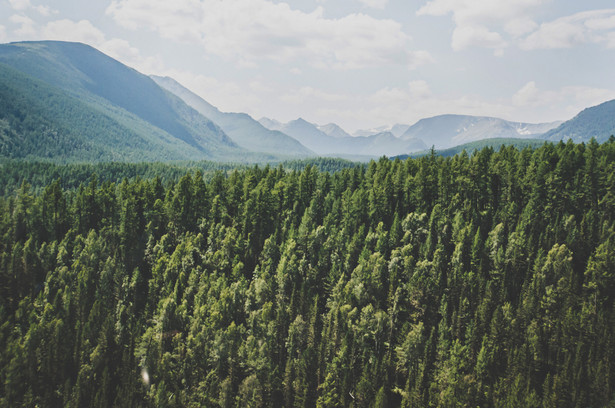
[354,124,410,138]
[258,117,425,157]
[398,115,562,149]
[0,40,613,163]
[151,76,313,157]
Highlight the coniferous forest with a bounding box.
[1,139,615,407]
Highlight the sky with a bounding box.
[1,0,615,132]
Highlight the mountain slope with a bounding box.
[279,118,333,154]
[401,114,561,149]
[318,123,351,138]
[354,124,410,138]
[541,99,615,143]
[258,117,283,131]
[0,41,244,161]
[152,76,314,157]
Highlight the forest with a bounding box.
[0,138,614,407]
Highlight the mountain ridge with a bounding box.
[400,114,562,149]
[0,41,246,162]
[152,76,314,157]
[541,99,615,143]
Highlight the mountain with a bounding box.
[152,76,313,157]
[318,123,351,138]
[353,124,410,138]
[0,41,245,162]
[345,131,426,156]
[265,118,425,157]
[390,124,411,138]
[400,114,561,149]
[258,117,283,131]
[541,99,615,143]
[279,118,333,153]
[353,125,389,137]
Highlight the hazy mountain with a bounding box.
[318,123,351,138]
[400,114,561,149]
[344,131,426,156]
[541,99,615,143]
[390,124,411,138]
[258,117,283,131]
[279,118,333,154]
[353,125,390,137]
[153,76,313,157]
[353,124,410,138]
[0,41,244,161]
[263,118,425,157]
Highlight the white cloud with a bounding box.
[8,0,55,15]
[42,19,106,45]
[520,9,615,50]
[452,25,506,52]
[408,80,432,98]
[280,86,348,104]
[512,81,615,121]
[161,70,264,114]
[364,80,517,126]
[106,0,431,70]
[0,25,6,42]
[34,5,54,16]
[8,0,31,11]
[513,81,615,108]
[585,14,615,31]
[512,81,541,106]
[10,14,37,38]
[504,18,538,37]
[417,0,546,23]
[417,0,546,51]
[358,0,388,9]
[418,1,615,53]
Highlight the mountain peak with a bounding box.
[290,117,312,126]
[318,123,351,138]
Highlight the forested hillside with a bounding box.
[0,41,250,162]
[1,139,614,407]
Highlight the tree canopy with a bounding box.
[1,139,614,407]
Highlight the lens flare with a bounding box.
[141,368,150,385]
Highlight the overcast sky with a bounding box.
[1,0,615,132]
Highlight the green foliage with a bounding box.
[0,139,614,407]
[0,158,360,195]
